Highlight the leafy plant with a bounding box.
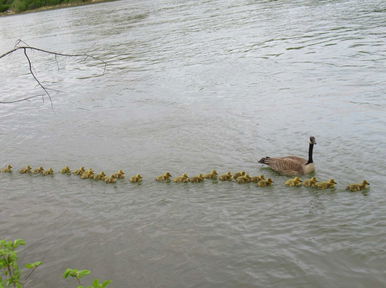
[1,239,111,288]
[0,239,42,288]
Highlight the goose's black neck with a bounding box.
[306,143,314,164]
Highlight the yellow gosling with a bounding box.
[130,174,143,183]
[346,180,370,192]
[73,167,85,175]
[315,179,337,189]
[173,173,190,183]
[33,167,45,174]
[257,178,273,187]
[250,175,265,183]
[190,174,205,183]
[19,166,32,174]
[233,171,246,180]
[43,168,54,176]
[285,177,303,187]
[219,172,232,181]
[113,170,125,179]
[60,166,71,175]
[236,174,251,184]
[1,165,13,173]
[94,172,106,181]
[203,170,218,180]
[104,176,117,184]
[303,177,318,187]
[155,172,172,182]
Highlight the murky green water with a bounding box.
[1,0,386,287]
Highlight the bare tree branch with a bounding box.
[0,40,107,108]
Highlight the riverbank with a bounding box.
[0,0,117,17]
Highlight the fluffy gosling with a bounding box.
[1,165,13,173]
[257,178,273,187]
[203,170,218,180]
[285,177,303,187]
[19,166,32,174]
[346,180,370,192]
[315,179,337,189]
[60,166,71,175]
[173,173,190,183]
[43,168,54,176]
[219,172,233,181]
[130,174,143,183]
[155,172,172,182]
[250,175,265,183]
[303,177,318,187]
[190,174,205,183]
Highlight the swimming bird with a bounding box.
[219,172,233,181]
[233,171,246,180]
[43,168,54,176]
[203,170,218,180]
[315,179,336,189]
[104,175,117,184]
[33,166,45,174]
[250,175,265,183]
[130,174,143,183]
[173,173,190,183]
[60,166,71,175]
[155,172,172,182]
[1,165,13,173]
[190,174,205,183]
[258,136,316,176]
[94,171,106,181]
[285,177,303,187]
[257,178,273,187]
[346,180,370,192]
[303,177,318,187]
[236,174,252,184]
[19,166,32,174]
[73,167,85,176]
[112,170,125,179]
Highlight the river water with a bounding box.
[1,0,386,287]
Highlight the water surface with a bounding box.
[1,0,386,287]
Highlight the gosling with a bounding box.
[60,166,71,175]
[173,173,190,183]
[155,172,172,182]
[285,177,303,187]
[190,174,205,183]
[130,174,143,183]
[43,168,54,176]
[315,179,337,189]
[219,172,233,181]
[33,167,45,174]
[303,177,318,187]
[250,175,265,183]
[257,178,273,187]
[19,166,32,174]
[73,167,85,176]
[203,170,218,180]
[94,171,106,181]
[233,171,246,180]
[346,180,370,192]
[104,175,117,184]
[1,165,13,173]
[112,170,125,179]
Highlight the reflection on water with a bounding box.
[1,0,386,287]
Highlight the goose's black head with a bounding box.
[309,136,316,145]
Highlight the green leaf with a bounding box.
[78,269,91,279]
[102,280,112,288]
[25,261,43,269]
[13,239,26,248]
[64,268,77,279]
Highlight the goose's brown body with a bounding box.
[258,137,316,176]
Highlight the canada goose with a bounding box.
[156,172,172,182]
[19,166,32,174]
[219,172,233,181]
[130,174,143,183]
[303,177,318,187]
[1,165,13,173]
[315,179,336,189]
[257,178,273,187]
[60,166,71,175]
[43,168,54,176]
[203,170,218,180]
[285,177,303,187]
[258,136,316,176]
[346,180,370,192]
